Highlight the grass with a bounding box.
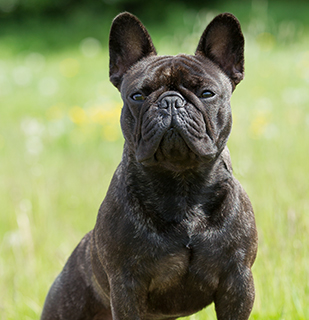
[1,2,309,319]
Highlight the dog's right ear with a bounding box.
[109,12,157,90]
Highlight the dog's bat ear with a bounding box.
[109,12,157,90]
[195,13,244,88]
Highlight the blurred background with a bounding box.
[0,0,308,319]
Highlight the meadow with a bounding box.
[1,2,309,319]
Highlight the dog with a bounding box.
[41,12,258,320]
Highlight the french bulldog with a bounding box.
[41,12,258,320]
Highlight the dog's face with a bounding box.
[109,13,244,171]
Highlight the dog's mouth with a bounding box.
[136,117,216,170]
[154,127,196,165]
[138,128,197,170]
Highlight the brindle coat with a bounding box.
[41,12,258,320]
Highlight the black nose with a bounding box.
[158,92,185,109]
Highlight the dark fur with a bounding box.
[41,12,258,320]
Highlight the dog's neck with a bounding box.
[114,144,233,226]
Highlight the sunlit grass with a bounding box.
[1,6,309,319]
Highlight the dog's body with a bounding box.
[41,12,258,320]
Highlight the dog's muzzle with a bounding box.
[154,92,192,162]
[135,90,217,169]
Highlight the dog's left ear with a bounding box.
[195,13,244,88]
[109,12,157,89]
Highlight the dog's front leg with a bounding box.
[109,275,148,320]
[214,267,255,320]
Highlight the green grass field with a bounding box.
[1,3,309,319]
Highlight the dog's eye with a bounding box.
[131,93,145,101]
[201,90,215,99]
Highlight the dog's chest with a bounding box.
[146,207,218,292]
[148,246,190,292]
[145,235,219,317]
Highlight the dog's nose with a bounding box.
[159,93,185,109]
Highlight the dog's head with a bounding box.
[109,12,244,171]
